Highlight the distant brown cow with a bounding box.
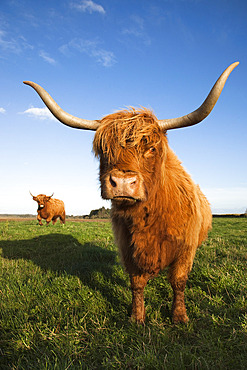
[25,62,238,323]
[30,192,65,226]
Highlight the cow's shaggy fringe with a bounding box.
[93,108,163,163]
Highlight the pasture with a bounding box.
[0,218,246,369]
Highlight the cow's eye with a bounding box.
[144,147,156,157]
[147,147,155,154]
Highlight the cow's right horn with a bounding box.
[29,191,34,197]
[23,81,101,131]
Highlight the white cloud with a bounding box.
[71,0,105,14]
[91,48,116,67]
[122,15,151,46]
[0,107,6,114]
[60,38,116,67]
[21,107,57,121]
[0,29,20,53]
[0,30,33,54]
[39,50,56,65]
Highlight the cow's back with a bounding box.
[47,198,65,215]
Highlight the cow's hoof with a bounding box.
[172,311,189,324]
[130,314,145,325]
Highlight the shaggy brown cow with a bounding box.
[30,192,66,226]
[24,62,238,323]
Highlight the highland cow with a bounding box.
[24,62,238,323]
[30,192,65,226]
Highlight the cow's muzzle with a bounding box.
[102,171,146,204]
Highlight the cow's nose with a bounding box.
[109,174,139,197]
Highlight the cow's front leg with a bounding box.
[130,273,150,324]
[168,253,195,324]
[46,216,52,225]
[37,215,43,226]
[171,277,189,323]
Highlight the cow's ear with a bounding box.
[33,196,37,201]
[46,196,51,201]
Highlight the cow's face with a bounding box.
[32,194,52,210]
[93,109,168,207]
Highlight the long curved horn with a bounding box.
[158,62,239,131]
[23,81,101,131]
[29,190,34,197]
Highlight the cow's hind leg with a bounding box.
[130,273,151,324]
[52,217,58,225]
[168,251,196,324]
[60,212,65,224]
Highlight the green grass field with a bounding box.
[0,218,246,369]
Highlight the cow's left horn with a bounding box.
[23,81,101,131]
[158,62,239,131]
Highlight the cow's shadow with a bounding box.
[0,233,129,313]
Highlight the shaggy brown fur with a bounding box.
[93,108,212,324]
[31,194,66,226]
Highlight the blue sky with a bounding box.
[0,0,246,215]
